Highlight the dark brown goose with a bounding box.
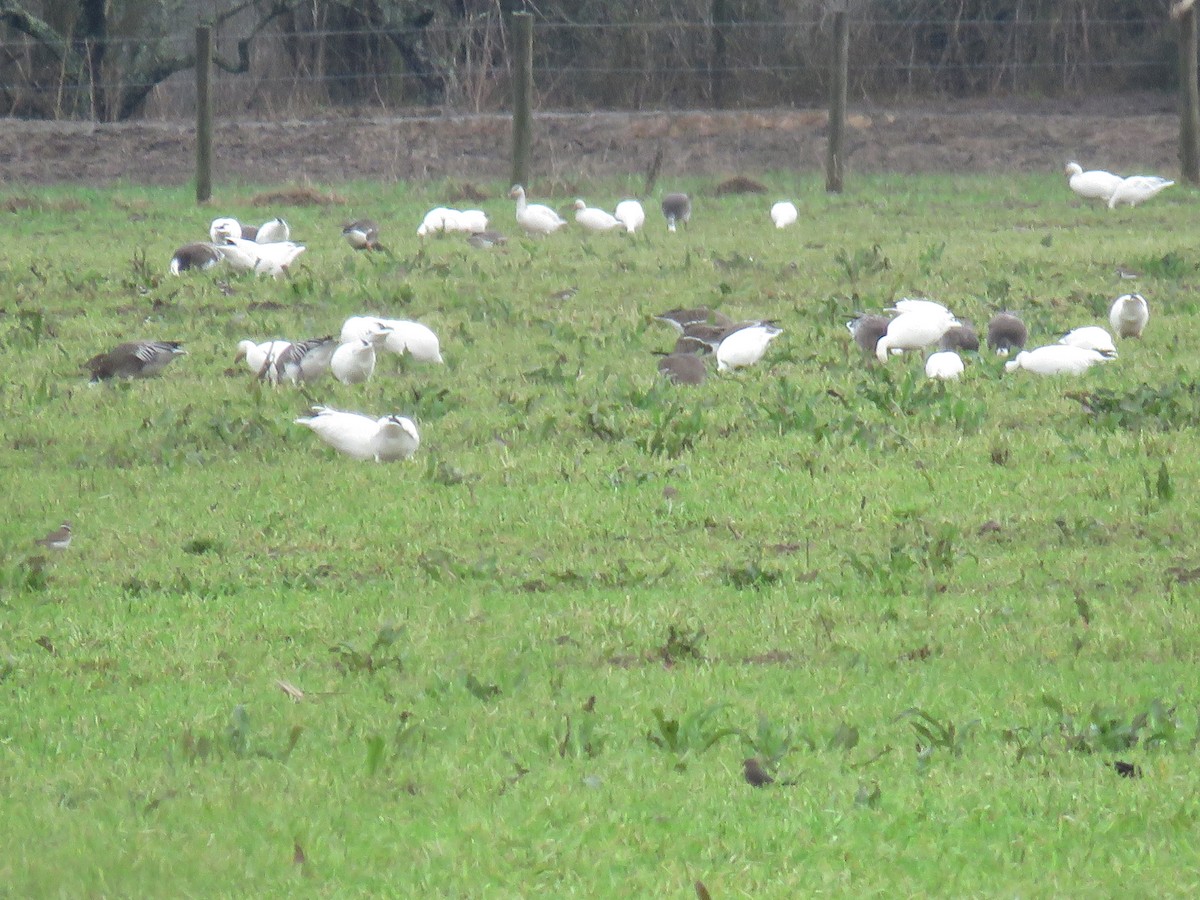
[169,242,223,275]
[653,307,733,333]
[986,313,1028,357]
[85,341,186,382]
[661,193,692,232]
[657,352,708,385]
[846,315,891,357]
[939,323,980,352]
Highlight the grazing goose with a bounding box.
[888,297,955,318]
[678,321,732,353]
[455,209,489,233]
[234,339,292,382]
[938,324,979,353]
[986,313,1028,356]
[256,217,290,243]
[573,199,621,233]
[85,341,186,382]
[170,242,223,274]
[467,230,507,249]
[661,192,691,232]
[875,307,958,363]
[770,201,798,229]
[34,521,72,551]
[331,338,380,385]
[294,407,420,462]
[925,350,965,380]
[1108,175,1174,208]
[417,207,457,237]
[653,307,734,333]
[1060,326,1117,357]
[273,337,337,385]
[658,352,708,385]
[342,219,383,251]
[846,315,892,357]
[382,319,443,363]
[1065,162,1123,203]
[209,217,243,243]
[510,185,567,235]
[614,199,646,233]
[1005,345,1110,376]
[332,323,391,384]
[220,237,306,278]
[1109,293,1149,338]
[716,322,782,372]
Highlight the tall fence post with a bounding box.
[195,25,213,203]
[510,11,534,188]
[1174,0,1200,184]
[825,4,849,193]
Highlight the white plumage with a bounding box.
[417,207,457,237]
[234,339,291,382]
[209,217,243,243]
[1060,326,1117,357]
[218,237,305,278]
[255,217,290,243]
[1004,345,1110,376]
[573,199,621,232]
[925,350,964,380]
[770,201,798,229]
[331,339,379,385]
[1064,162,1122,203]
[1108,175,1174,209]
[1109,293,1149,339]
[456,209,489,233]
[875,306,958,363]
[341,316,444,363]
[716,323,782,372]
[294,407,420,462]
[614,199,646,233]
[510,185,567,235]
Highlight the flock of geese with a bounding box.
[89,163,1168,462]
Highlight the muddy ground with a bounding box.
[0,93,1183,188]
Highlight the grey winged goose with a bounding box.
[652,307,734,333]
[657,353,708,385]
[85,341,186,382]
[467,230,508,249]
[272,337,337,384]
[342,220,384,251]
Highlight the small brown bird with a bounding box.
[743,757,774,787]
[34,521,72,551]
[84,341,187,382]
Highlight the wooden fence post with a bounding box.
[510,11,534,188]
[1174,0,1200,184]
[825,5,849,193]
[195,25,213,203]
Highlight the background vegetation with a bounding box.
[0,0,1182,119]
[1,172,1199,894]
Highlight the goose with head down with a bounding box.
[614,199,646,233]
[770,201,798,229]
[661,192,691,232]
[573,199,621,233]
[1060,326,1117,358]
[1109,293,1149,338]
[1005,345,1111,376]
[1064,162,1123,203]
[875,302,958,363]
[85,341,186,382]
[716,322,782,372]
[294,407,420,462]
[234,339,292,382]
[986,313,1028,356]
[1108,174,1174,208]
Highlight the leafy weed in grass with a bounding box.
[330,624,405,675]
[1005,696,1188,761]
[646,704,740,770]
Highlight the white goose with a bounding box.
[294,407,420,462]
[510,185,567,235]
[925,350,964,380]
[1060,326,1117,357]
[1065,162,1123,203]
[1005,345,1110,376]
[234,339,291,382]
[875,305,958,363]
[455,209,489,233]
[341,316,444,364]
[573,199,621,232]
[716,322,782,372]
[614,199,646,233]
[209,217,243,243]
[417,207,457,237]
[1109,293,1149,338]
[770,201,798,229]
[331,338,379,385]
[221,237,306,278]
[256,217,290,243]
[1108,175,1174,209]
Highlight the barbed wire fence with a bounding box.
[0,13,1179,122]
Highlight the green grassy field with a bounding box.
[3,172,1200,897]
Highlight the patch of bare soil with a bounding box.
[0,94,1181,188]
